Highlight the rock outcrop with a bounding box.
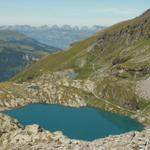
[0,70,96,110]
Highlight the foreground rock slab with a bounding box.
[0,113,150,150]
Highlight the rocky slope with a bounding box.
[0,70,94,110]
[0,113,150,150]
[0,30,60,81]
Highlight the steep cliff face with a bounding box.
[0,50,39,81]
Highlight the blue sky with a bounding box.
[0,0,150,26]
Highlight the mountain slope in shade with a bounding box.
[0,30,60,81]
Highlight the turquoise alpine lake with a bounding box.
[3,104,144,141]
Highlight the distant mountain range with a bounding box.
[0,25,104,81]
[0,25,105,49]
[0,30,59,81]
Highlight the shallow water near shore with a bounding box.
[3,104,144,141]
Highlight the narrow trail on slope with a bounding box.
[90,90,135,114]
[136,103,150,122]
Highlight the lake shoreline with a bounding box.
[0,112,150,149]
[0,102,148,128]
[2,103,144,141]
[0,107,10,112]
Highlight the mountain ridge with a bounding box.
[0,25,105,49]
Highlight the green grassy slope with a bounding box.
[12,35,98,81]
[13,9,150,81]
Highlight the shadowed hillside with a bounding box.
[0,30,60,81]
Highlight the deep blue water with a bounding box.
[3,104,144,141]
